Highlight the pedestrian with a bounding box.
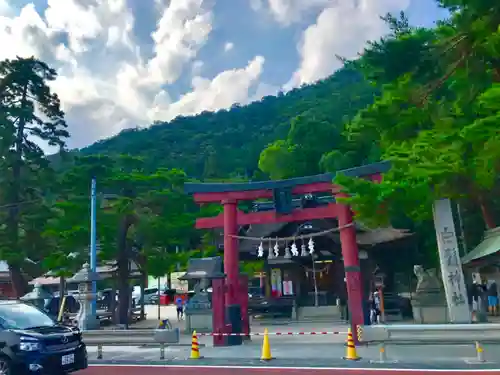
[370,291,381,324]
[488,280,498,316]
[474,279,489,322]
[471,281,480,313]
[336,295,347,322]
[467,281,476,320]
[175,295,184,321]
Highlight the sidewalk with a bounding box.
[86,341,500,367]
[122,305,350,346]
[94,306,500,360]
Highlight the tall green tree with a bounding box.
[335,6,500,242]
[258,68,378,179]
[48,155,199,325]
[0,57,69,295]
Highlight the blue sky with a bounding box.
[0,0,447,149]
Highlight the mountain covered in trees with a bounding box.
[81,68,377,180]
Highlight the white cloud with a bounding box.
[191,60,204,75]
[149,56,265,120]
[0,0,10,16]
[252,0,412,89]
[254,0,332,25]
[249,0,263,12]
[0,0,267,149]
[287,0,411,88]
[224,41,234,52]
[0,0,414,151]
[251,82,279,101]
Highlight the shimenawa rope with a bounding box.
[226,223,355,242]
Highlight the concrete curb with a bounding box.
[87,357,500,370]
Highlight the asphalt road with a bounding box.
[80,364,500,375]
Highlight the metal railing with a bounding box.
[82,328,180,360]
[358,323,500,363]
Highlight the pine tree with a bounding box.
[0,57,69,296]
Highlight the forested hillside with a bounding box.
[81,68,377,179]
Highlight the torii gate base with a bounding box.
[211,276,249,346]
[184,161,390,346]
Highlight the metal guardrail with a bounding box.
[357,324,500,364]
[82,328,180,359]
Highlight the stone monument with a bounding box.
[180,257,224,333]
[412,265,449,323]
[69,263,101,330]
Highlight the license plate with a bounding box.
[61,354,75,366]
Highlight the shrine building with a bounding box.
[237,199,413,321]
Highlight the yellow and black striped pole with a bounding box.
[190,330,200,359]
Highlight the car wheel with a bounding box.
[0,357,11,375]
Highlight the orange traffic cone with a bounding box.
[343,328,360,361]
[190,330,200,359]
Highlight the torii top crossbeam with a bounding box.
[185,161,389,229]
[185,161,389,201]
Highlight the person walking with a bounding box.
[370,291,381,324]
[337,295,348,322]
[175,295,185,321]
[488,280,498,316]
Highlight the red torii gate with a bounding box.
[184,161,389,340]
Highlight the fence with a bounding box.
[358,323,500,363]
[82,328,180,359]
[196,330,345,336]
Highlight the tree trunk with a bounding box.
[9,264,27,298]
[167,273,172,289]
[478,195,497,229]
[117,215,134,327]
[7,85,28,298]
[492,66,500,82]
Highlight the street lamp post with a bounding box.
[90,177,97,317]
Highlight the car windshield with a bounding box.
[0,303,55,330]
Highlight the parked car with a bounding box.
[143,288,160,305]
[0,300,87,374]
[131,286,141,305]
[132,287,160,305]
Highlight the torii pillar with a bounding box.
[336,193,365,334]
[223,199,239,306]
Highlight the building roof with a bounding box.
[29,260,143,286]
[462,226,500,265]
[237,219,412,256]
[0,261,37,282]
[209,211,412,262]
[179,256,224,280]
